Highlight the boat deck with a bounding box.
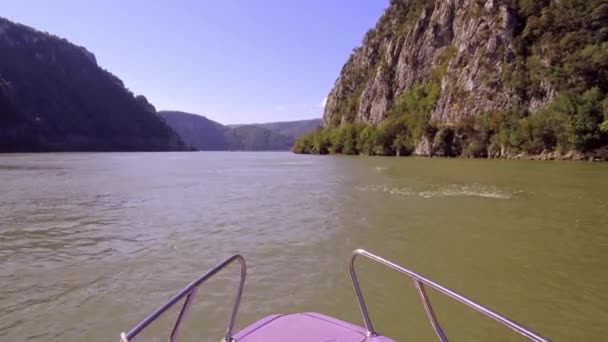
[233,313,394,342]
[117,250,550,342]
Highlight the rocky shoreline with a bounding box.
[414,149,608,162]
[494,150,608,162]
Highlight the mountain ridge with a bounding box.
[160,111,321,151]
[0,16,187,152]
[227,119,322,138]
[0,15,319,153]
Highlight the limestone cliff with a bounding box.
[319,0,608,158]
[325,0,518,125]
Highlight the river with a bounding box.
[1,152,607,341]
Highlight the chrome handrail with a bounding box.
[119,254,246,342]
[348,249,551,342]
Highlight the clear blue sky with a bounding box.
[2,1,388,124]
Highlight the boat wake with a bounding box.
[355,184,515,199]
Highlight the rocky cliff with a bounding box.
[325,0,521,126]
[0,17,187,152]
[310,0,608,158]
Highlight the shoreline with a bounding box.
[293,150,608,162]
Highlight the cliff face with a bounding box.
[325,0,520,127]
[0,17,187,152]
[320,0,608,158]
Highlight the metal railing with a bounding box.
[348,249,551,342]
[118,254,246,342]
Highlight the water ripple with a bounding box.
[1,153,606,342]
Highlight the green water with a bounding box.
[1,153,607,341]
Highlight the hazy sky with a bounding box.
[3,1,388,124]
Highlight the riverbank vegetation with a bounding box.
[294,88,608,158]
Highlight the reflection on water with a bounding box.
[1,153,607,341]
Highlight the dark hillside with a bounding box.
[0,17,186,152]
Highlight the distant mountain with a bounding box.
[159,111,229,150]
[161,111,321,151]
[0,17,321,153]
[225,125,293,151]
[230,119,322,140]
[0,17,186,152]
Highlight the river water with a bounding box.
[1,152,607,341]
